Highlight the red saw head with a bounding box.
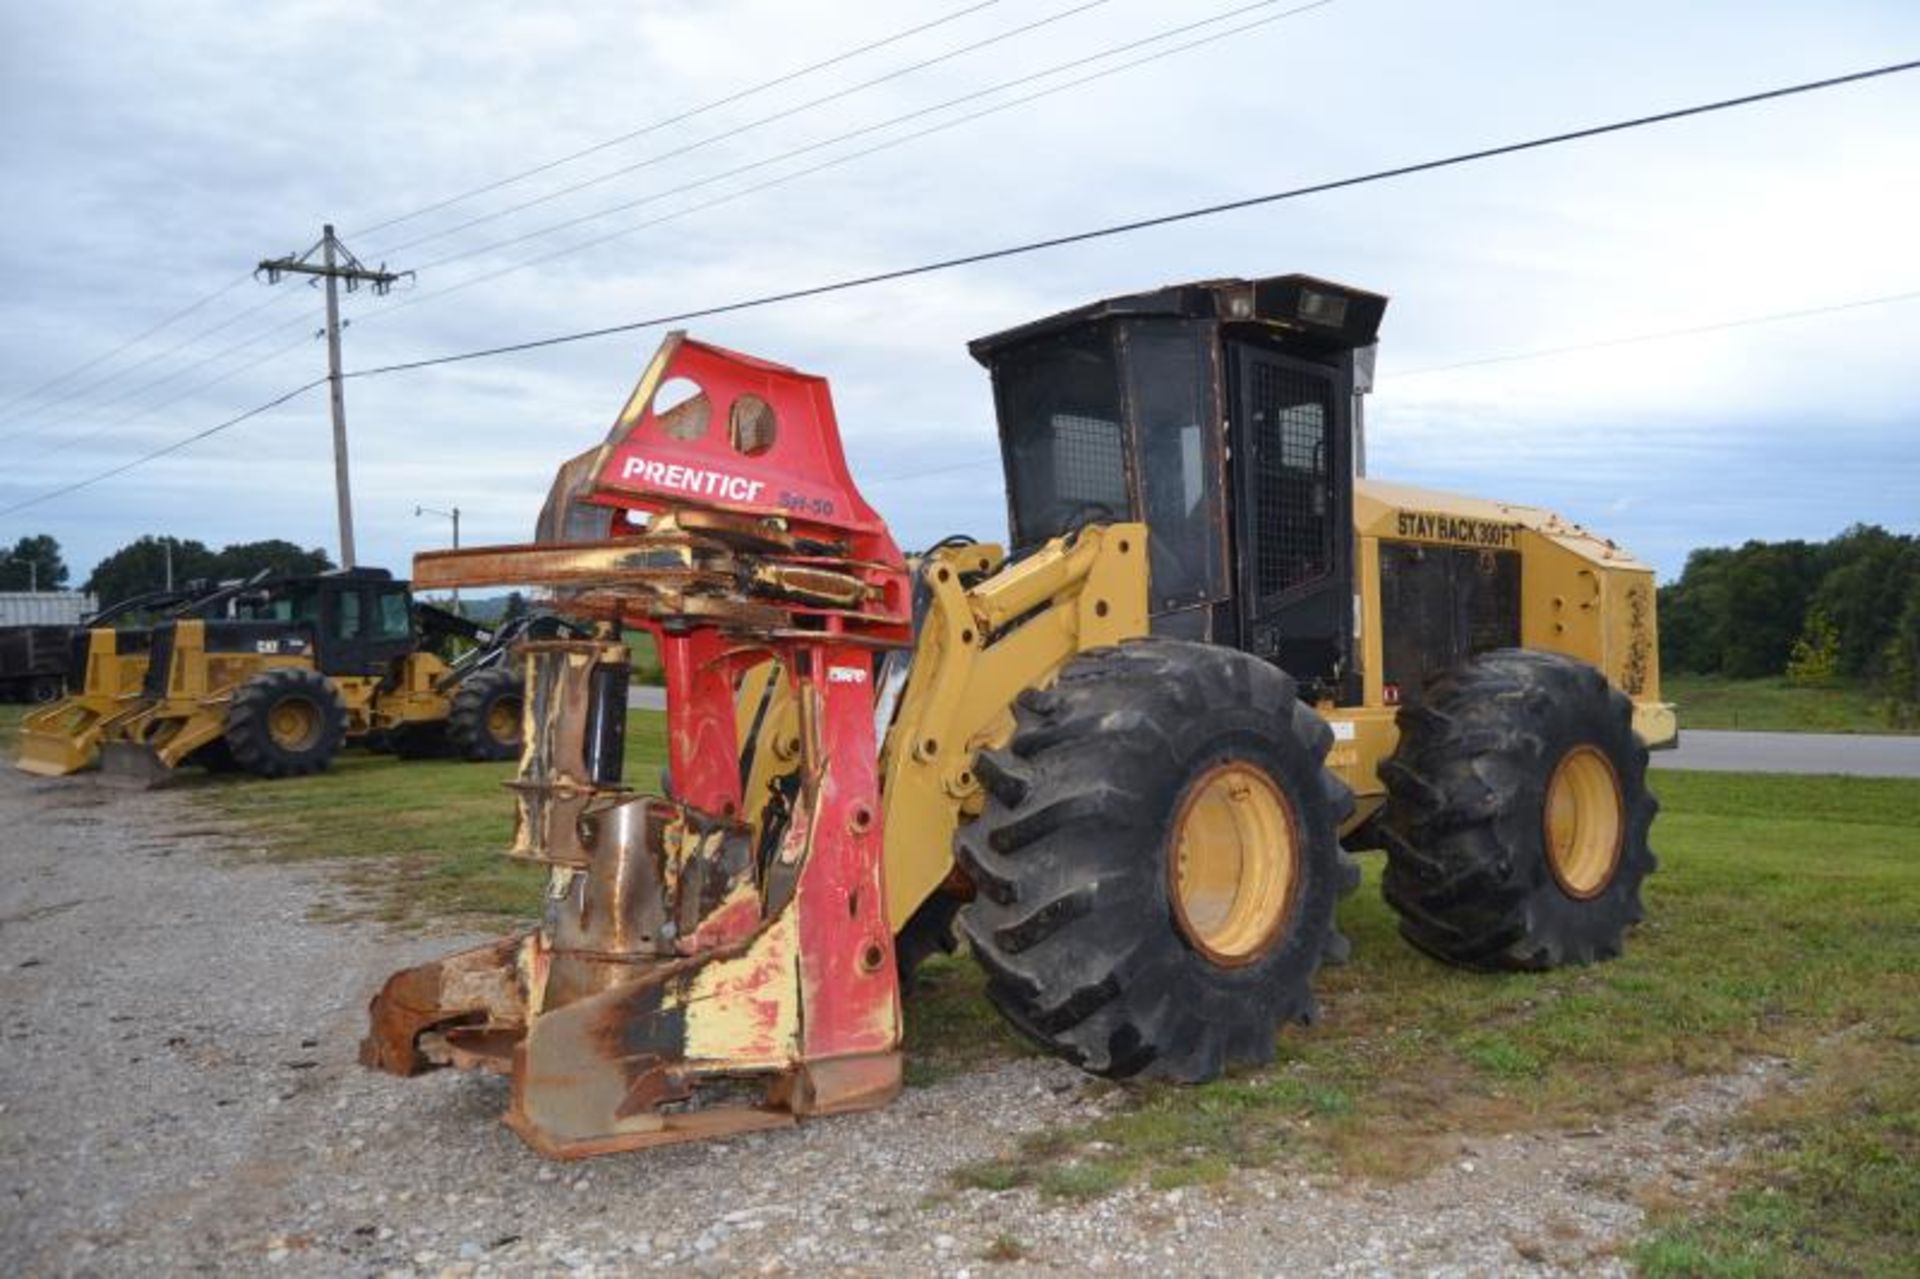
[537,331,901,568]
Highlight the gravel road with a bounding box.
[1,765,1779,1277]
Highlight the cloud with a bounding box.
[2,0,1916,586]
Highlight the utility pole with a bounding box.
[256,226,410,569]
[415,504,462,610]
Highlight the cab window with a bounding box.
[374,590,412,639]
[1127,323,1223,610]
[336,589,362,639]
[994,327,1130,550]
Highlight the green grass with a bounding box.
[942,770,1920,1274]
[1665,673,1913,735]
[190,709,667,926]
[172,734,1919,1266]
[624,629,665,685]
[0,703,25,755]
[1633,1037,1920,1278]
[901,953,1029,1087]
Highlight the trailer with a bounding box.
[0,626,72,702]
[0,591,97,627]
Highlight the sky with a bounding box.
[1,0,1916,588]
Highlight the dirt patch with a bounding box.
[0,766,1784,1276]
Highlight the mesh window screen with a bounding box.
[1249,362,1335,598]
[1049,413,1129,514]
[996,329,1128,548]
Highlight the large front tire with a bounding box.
[225,667,348,779]
[1379,649,1657,970]
[446,667,524,762]
[955,640,1355,1082]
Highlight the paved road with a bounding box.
[631,685,1920,778]
[1655,729,1920,778]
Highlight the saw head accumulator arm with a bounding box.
[362,333,913,1157]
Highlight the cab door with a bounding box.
[362,585,418,673]
[1225,340,1356,698]
[316,584,416,676]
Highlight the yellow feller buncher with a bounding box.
[18,567,555,783]
[363,273,1674,1157]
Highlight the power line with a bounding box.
[396,0,1325,277]
[0,378,327,518]
[11,305,319,462]
[9,57,1916,518]
[17,277,1916,519]
[342,56,1920,381]
[32,328,319,465]
[861,287,1920,486]
[0,4,1019,441]
[349,0,1007,241]
[1390,287,1920,378]
[0,289,302,444]
[334,0,1341,329]
[375,0,1120,259]
[0,271,255,421]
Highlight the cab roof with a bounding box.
[967,273,1389,363]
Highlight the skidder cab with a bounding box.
[17,568,552,784]
[972,274,1386,696]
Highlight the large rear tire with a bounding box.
[955,640,1356,1082]
[446,667,524,762]
[1379,649,1657,970]
[225,667,348,779]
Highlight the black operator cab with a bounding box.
[228,567,417,677]
[969,273,1387,701]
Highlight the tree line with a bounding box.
[1,535,69,591]
[9,524,1918,717]
[1660,524,1920,719]
[0,533,333,607]
[84,536,335,605]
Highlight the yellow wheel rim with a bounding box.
[268,697,321,751]
[1544,745,1624,899]
[486,698,520,744]
[1169,762,1299,966]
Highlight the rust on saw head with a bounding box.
[411,532,905,637]
[360,934,529,1076]
[363,332,911,1158]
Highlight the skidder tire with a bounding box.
[388,722,450,760]
[1379,649,1657,971]
[446,667,524,762]
[225,667,348,779]
[186,737,243,774]
[955,640,1356,1083]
